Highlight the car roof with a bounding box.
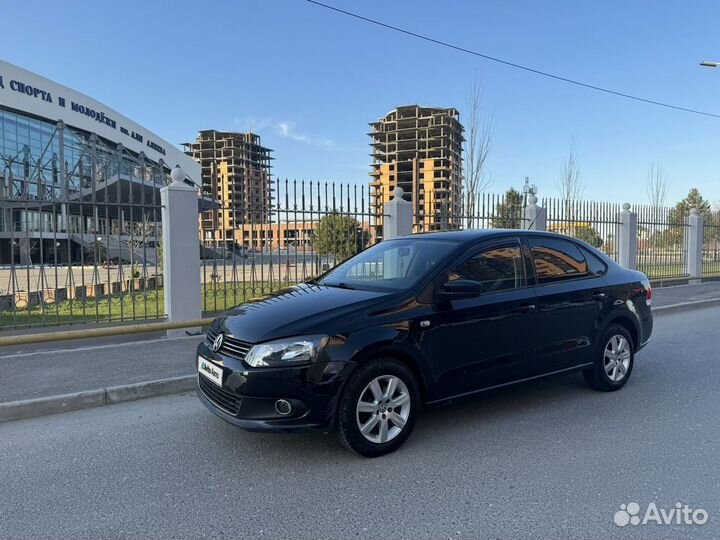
[406,229,572,242]
[404,229,614,264]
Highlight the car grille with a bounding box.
[198,375,242,416]
[205,327,252,361]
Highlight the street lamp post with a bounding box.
[95,236,103,265]
[522,176,538,210]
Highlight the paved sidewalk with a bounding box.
[651,280,720,308]
[0,335,201,404]
[0,281,717,409]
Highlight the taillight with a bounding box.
[643,280,652,306]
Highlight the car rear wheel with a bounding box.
[583,324,634,391]
[337,358,419,457]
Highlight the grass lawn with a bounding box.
[0,280,298,330]
[201,280,295,312]
[639,261,720,280]
[638,262,688,279]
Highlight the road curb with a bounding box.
[653,297,720,316]
[0,375,196,424]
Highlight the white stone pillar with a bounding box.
[686,208,704,283]
[617,203,638,270]
[523,195,546,231]
[161,166,201,337]
[383,187,412,240]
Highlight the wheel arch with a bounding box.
[349,344,430,404]
[603,313,639,352]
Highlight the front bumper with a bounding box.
[195,341,353,432]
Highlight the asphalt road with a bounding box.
[1,307,719,540]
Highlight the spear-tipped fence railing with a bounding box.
[703,209,720,277]
[4,149,720,332]
[633,203,689,279]
[543,198,622,261]
[0,111,164,330]
[199,178,381,316]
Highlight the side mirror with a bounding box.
[438,279,484,300]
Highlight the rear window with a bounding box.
[529,237,588,283]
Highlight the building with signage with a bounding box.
[369,105,464,238]
[184,130,273,246]
[0,60,200,265]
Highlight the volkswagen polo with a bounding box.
[196,230,653,457]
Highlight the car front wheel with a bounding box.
[337,358,419,457]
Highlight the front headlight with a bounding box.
[244,335,329,368]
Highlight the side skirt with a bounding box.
[425,363,594,406]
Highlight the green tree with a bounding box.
[312,213,369,260]
[492,188,524,228]
[664,188,713,247]
[669,188,712,223]
[573,224,603,248]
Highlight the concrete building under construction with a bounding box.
[369,105,464,236]
[184,130,273,245]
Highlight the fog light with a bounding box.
[275,399,293,416]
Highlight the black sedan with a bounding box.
[196,230,653,457]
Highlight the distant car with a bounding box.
[196,230,653,457]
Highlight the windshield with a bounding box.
[315,238,459,292]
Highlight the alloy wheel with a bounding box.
[604,334,631,382]
[355,375,411,444]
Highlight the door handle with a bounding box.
[592,292,607,301]
[519,303,536,314]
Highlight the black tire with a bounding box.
[337,358,420,457]
[583,324,635,391]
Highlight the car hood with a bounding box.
[217,283,393,343]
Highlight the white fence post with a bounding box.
[383,187,413,240]
[686,208,704,284]
[161,166,201,337]
[617,203,638,270]
[523,195,546,231]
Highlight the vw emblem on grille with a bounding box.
[211,333,224,352]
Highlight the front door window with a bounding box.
[448,244,525,293]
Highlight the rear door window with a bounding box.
[528,237,589,283]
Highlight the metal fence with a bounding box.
[4,162,720,331]
[0,116,166,330]
[435,191,528,232]
[543,198,622,261]
[442,193,622,265]
[704,209,720,277]
[633,203,689,279]
[451,194,718,281]
[199,178,381,315]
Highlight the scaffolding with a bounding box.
[369,105,464,236]
[184,130,274,243]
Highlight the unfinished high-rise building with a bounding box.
[184,130,273,244]
[369,105,464,236]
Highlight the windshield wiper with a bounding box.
[336,282,355,290]
[321,282,356,290]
